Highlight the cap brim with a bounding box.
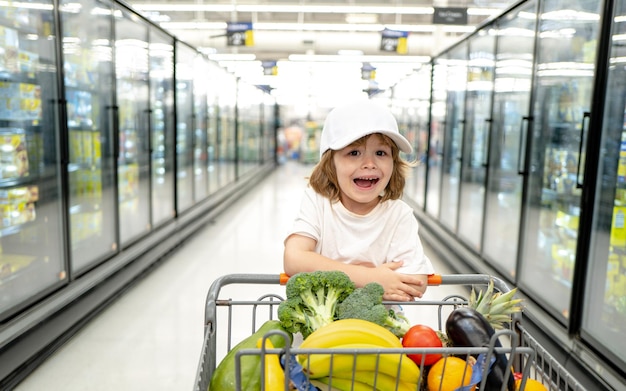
[327,130,413,154]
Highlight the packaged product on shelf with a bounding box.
[19,82,42,121]
[82,130,94,165]
[0,129,29,179]
[0,254,37,279]
[0,82,42,121]
[0,185,38,228]
[0,26,18,74]
[69,129,82,164]
[610,206,626,248]
[17,50,39,77]
[93,131,101,165]
[66,90,94,128]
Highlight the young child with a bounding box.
[284,100,434,302]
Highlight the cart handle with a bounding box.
[206,273,512,326]
[279,273,443,286]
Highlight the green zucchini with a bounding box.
[208,320,292,391]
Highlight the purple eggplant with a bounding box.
[445,307,515,391]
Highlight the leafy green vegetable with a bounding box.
[277,271,355,338]
[336,282,410,338]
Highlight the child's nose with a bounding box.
[361,153,377,168]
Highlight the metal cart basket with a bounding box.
[194,273,586,391]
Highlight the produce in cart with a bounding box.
[277,271,355,338]
[297,319,420,390]
[401,324,443,366]
[468,278,523,330]
[256,338,285,390]
[443,279,523,391]
[427,356,476,391]
[198,273,577,391]
[208,320,292,391]
[336,282,412,337]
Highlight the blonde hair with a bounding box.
[309,133,414,203]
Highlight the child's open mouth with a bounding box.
[354,177,379,188]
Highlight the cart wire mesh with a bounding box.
[194,273,586,391]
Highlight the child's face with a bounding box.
[332,134,394,214]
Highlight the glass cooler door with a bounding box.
[61,0,117,273]
[520,0,601,320]
[148,29,174,226]
[584,0,626,373]
[115,10,151,246]
[426,57,447,218]
[0,0,65,319]
[174,43,195,213]
[440,43,468,234]
[207,61,220,195]
[458,32,496,251]
[193,58,208,202]
[483,1,537,278]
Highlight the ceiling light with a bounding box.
[337,50,365,56]
[345,14,378,24]
[160,21,226,30]
[208,53,257,61]
[288,54,430,63]
[467,8,502,16]
[133,4,434,15]
[254,22,384,32]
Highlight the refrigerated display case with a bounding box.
[115,9,151,245]
[426,58,447,218]
[174,43,195,213]
[237,82,262,176]
[261,93,276,165]
[0,0,279,385]
[482,1,537,278]
[387,70,431,208]
[217,72,237,187]
[440,43,468,233]
[0,0,65,319]
[458,31,496,251]
[60,0,118,273]
[193,56,209,202]
[207,61,221,195]
[519,0,601,320]
[148,29,175,226]
[411,65,432,209]
[584,0,626,374]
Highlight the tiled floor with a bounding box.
[15,161,466,391]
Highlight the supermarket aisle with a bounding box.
[15,161,459,391]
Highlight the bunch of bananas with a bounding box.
[297,319,420,391]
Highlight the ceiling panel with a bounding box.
[126,0,520,116]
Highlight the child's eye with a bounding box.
[376,150,388,156]
[348,150,360,156]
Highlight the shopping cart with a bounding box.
[193,273,586,391]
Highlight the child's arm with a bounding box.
[284,234,426,301]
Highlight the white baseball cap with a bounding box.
[319,100,413,158]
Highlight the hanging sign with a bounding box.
[227,22,254,46]
[262,61,278,76]
[433,7,468,25]
[380,29,408,54]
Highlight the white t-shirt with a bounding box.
[287,187,435,275]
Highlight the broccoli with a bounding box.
[336,282,411,338]
[277,270,355,338]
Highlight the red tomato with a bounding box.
[401,324,443,366]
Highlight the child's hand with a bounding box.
[373,261,426,301]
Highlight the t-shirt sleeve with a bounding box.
[387,208,435,275]
[285,187,321,243]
